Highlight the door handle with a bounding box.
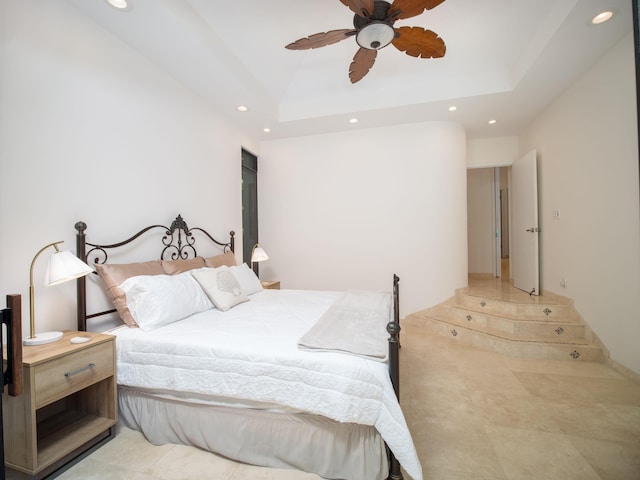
[526,227,540,232]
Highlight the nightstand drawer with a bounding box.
[33,342,114,409]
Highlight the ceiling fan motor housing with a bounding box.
[354,0,397,50]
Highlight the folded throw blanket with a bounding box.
[297,290,391,361]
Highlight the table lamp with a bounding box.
[250,243,269,274]
[24,241,93,346]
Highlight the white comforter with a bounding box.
[112,289,422,480]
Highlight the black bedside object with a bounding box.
[1,294,23,480]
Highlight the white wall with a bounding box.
[0,1,256,335]
[467,168,495,274]
[259,122,469,317]
[467,136,518,168]
[520,33,640,374]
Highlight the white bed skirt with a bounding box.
[118,387,389,480]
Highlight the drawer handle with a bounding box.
[64,363,96,378]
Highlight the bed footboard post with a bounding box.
[388,274,400,397]
[387,321,401,396]
[75,221,88,332]
[386,274,403,480]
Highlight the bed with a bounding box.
[74,215,421,480]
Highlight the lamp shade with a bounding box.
[251,246,269,263]
[44,250,94,286]
[25,241,93,346]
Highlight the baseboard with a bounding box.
[604,357,640,384]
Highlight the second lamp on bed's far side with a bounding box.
[250,243,268,275]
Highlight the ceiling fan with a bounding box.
[285,0,447,84]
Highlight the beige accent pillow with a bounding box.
[204,251,237,268]
[95,260,164,327]
[191,266,249,311]
[161,257,206,275]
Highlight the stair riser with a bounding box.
[427,305,489,328]
[457,294,517,316]
[409,315,603,362]
[432,306,585,340]
[509,321,585,339]
[488,316,585,339]
[456,295,571,320]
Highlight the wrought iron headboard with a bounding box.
[75,214,235,331]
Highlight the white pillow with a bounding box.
[191,266,249,311]
[120,271,213,331]
[230,263,263,295]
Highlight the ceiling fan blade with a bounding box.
[349,47,377,83]
[388,0,446,20]
[392,26,446,58]
[286,29,355,50]
[339,0,375,17]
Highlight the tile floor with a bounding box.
[8,279,640,480]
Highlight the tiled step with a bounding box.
[430,304,586,341]
[406,282,604,362]
[455,292,572,321]
[405,309,604,362]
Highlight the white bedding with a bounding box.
[112,289,422,480]
[297,290,391,360]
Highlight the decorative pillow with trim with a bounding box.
[191,266,249,311]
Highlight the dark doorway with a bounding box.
[242,149,259,274]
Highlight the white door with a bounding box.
[511,149,539,295]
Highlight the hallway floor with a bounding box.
[11,279,639,480]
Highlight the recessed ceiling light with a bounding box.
[263,128,271,133]
[349,118,359,124]
[107,0,128,9]
[488,119,497,125]
[236,105,249,112]
[448,106,457,112]
[592,11,613,25]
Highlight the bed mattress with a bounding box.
[111,289,422,480]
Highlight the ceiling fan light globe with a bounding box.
[356,22,395,50]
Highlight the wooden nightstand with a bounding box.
[3,331,117,479]
[261,280,280,290]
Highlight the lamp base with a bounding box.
[23,331,64,346]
